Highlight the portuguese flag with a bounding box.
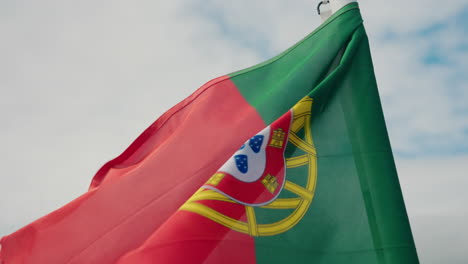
[0,3,418,264]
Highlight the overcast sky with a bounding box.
[1,0,467,263]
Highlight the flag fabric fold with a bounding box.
[0,3,418,264]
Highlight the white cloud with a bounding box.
[361,0,468,34]
[398,156,468,264]
[369,13,468,155]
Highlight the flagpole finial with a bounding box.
[317,0,357,21]
[317,0,330,15]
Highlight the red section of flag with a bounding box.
[90,76,235,189]
[116,211,256,264]
[0,77,264,264]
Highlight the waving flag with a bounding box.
[0,3,418,264]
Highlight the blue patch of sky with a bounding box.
[423,10,468,67]
[379,10,468,159]
[455,42,468,52]
[371,6,468,157]
[394,134,468,159]
[377,5,468,68]
[454,6,468,33]
[378,28,399,42]
[422,48,453,66]
[395,148,468,159]
[416,22,448,37]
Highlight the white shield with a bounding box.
[218,127,270,183]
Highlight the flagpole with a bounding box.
[318,0,357,21]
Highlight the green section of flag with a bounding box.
[230,3,418,263]
[229,4,362,124]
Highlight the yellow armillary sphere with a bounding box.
[181,97,317,236]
